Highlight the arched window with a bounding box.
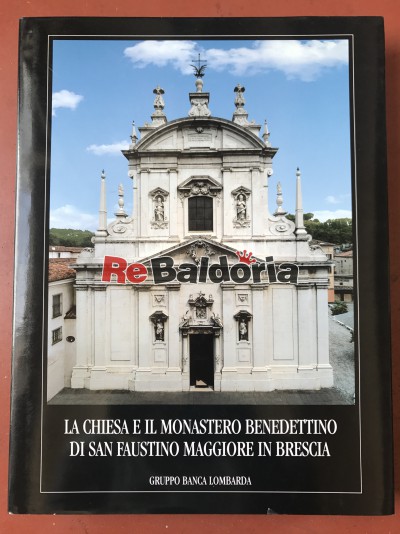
[188,196,213,231]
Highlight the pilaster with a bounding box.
[297,285,317,369]
[93,286,107,368]
[221,167,232,238]
[71,286,92,388]
[221,283,236,371]
[316,286,333,386]
[168,168,179,238]
[214,334,222,391]
[251,167,264,237]
[86,285,108,390]
[139,168,149,237]
[136,285,152,369]
[167,284,180,370]
[131,170,139,236]
[251,284,267,368]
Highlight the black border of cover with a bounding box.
[9,17,393,514]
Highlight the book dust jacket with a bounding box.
[9,17,393,514]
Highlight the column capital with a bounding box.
[221,282,236,291]
[296,284,312,290]
[91,285,107,291]
[166,283,181,291]
[74,284,89,291]
[250,283,269,291]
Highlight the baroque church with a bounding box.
[68,66,333,393]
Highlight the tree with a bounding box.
[49,228,94,247]
[284,214,352,246]
[331,301,348,315]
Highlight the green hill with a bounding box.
[286,214,352,245]
[49,228,94,247]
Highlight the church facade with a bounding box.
[70,75,333,393]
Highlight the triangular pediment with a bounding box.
[149,187,169,198]
[139,237,260,266]
[232,185,251,197]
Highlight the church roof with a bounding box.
[335,250,353,257]
[310,239,337,247]
[123,78,277,156]
[48,259,76,282]
[49,246,84,253]
[123,116,274,156]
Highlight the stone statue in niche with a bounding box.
[239,318,248,341]
[236,194,247,221]
[154,196,165,221]
[150,191,168,229]
[155,320,164,341]
[232,187,250,228]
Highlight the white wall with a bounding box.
[47,278,76,401]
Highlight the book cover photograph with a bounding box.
[9,17,393,514]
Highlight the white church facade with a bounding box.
[67,72,333,393]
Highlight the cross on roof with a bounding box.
[190,53,207,78]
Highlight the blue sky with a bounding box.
[50,38,351,231]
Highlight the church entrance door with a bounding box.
[189,334,214,388]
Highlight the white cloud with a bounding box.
[325,193,351,205]
[123,39,348,81]
[52,90,83,116]
[86,140,130,156]
[325,195,340,204]
[50,205,98,231]
[312,209,352,222]
[207,40,348,80]
[124,40,196,74]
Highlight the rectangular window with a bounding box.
[188,196,213,231]
[52,327,62,345]
[52,293,62,318]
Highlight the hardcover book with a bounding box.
[9,16,393,514]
